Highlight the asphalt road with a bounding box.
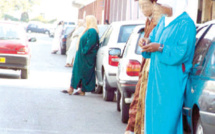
[0,33,127,134]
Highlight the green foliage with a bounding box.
[20,12,29,22]
[48,19,58,24]
[0,0,40,19]
[30,15,57,24]
[4,14,19,21]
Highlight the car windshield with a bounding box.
[98,25,109,38]
[0,23,25,40]
[118,25,138,43]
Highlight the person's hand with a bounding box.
[138,38,150,47]
[142,43,160,52]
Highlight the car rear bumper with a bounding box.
[117,80,137,94]
[0,54,30,70]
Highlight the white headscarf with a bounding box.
[157,0,188,26]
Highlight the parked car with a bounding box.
[183,20,215,134]
[0,21,36,79]
[95,21,143,101]
[26,22,50,35]
[60,25,75,55]
[116,25,144,123]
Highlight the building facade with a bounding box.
[77,0,145,24]
[78,0,104,24]
[197,0,215,23]
[76,0,215,25]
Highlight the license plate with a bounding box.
[0,57,6,63]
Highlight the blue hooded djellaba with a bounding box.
[142,12,196,133]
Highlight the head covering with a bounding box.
[85,15,99,33]
[157,0,188,26]
[77,19,84,27]
[76,15,99,51]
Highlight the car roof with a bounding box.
[132,25,145,33]
[198,20,215,28]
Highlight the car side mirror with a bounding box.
[28,37,37,42]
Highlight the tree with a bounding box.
[20,12,29,22]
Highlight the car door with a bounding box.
[196,24,215,134]
[96,26,113,84]
[185,24,211,106]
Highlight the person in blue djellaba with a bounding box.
[139,0,196,133]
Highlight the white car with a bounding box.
[116,25,144,123]
[95,21,143,101]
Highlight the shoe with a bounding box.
[73,91,85,96]
[65,64,71,67]
[61,89,73,95]
[51,51,57,54]
[91,90,97,94]
[65,64,73,67]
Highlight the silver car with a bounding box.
[95,21,143,101]
[116,25,144,123]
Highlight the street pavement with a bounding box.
[0,33,127,134]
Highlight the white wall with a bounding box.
[186,0,198,23]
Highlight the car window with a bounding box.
[122,34,134,58]
[193,25,215,69]
[29,24,37,28]
[101,26,113,47]
[100,26,111,43]
[98,25,109,38]
[118,25,138,43]
[0,24,26,40]
[203,42,215,78]
[135,31,145,55]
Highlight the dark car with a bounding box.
[26,22,50,34]
[183,20,215,134]
[60,26,75,55]
[0,21,36,79]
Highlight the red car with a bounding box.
[0,21,36,79]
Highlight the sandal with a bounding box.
[73,91,85,96]
[61,89,74,95]
[65,64,71,67]
[51,50,58,54]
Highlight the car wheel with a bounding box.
[117,89,121,112]
[60,48,66,55]
[21,69,28,79]
[95,78,102,94]
[27,30,31,33]
[45,31,50,35]
[102,72,114,101]
[195,119,204,134]
[121,92,129,123]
